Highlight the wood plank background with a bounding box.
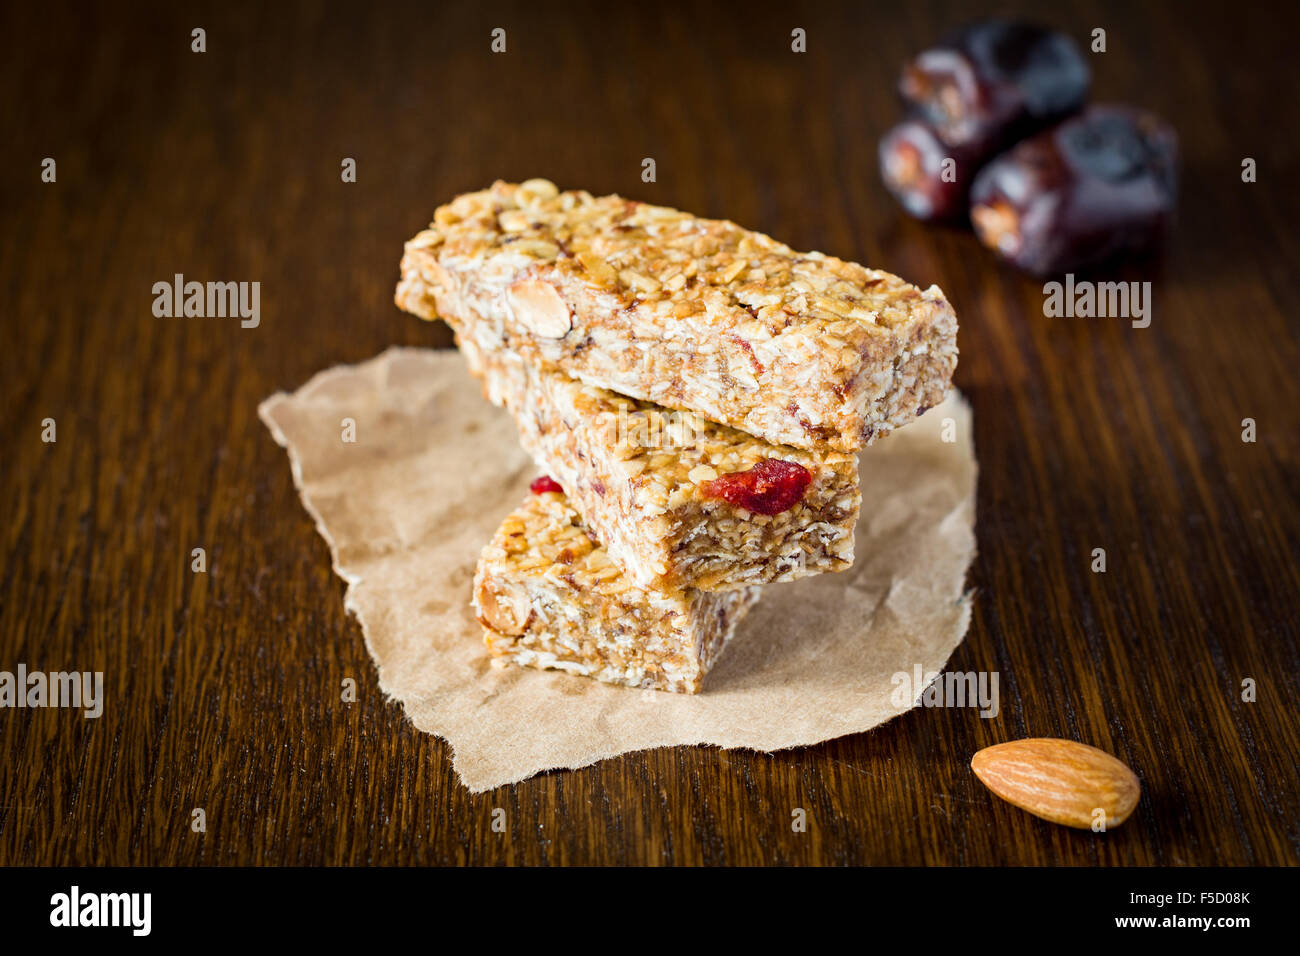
[1,0,1297,865]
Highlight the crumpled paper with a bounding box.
[259,347,977,791]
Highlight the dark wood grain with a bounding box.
[1,0,1297,866]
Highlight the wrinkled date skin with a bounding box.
[900,19,1091,153]
[879,118,986,220]
[701,459,812,516]
[969,104,1179,274]
[882,19,1090,220]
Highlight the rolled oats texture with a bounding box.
[474,491,761,693]
[397,180,959,453]
[259,348,977,791]
[447,324,860,592]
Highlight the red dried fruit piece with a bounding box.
[700,459,812,516]
[529,475,563,495]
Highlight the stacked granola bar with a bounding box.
[397,179,958,692]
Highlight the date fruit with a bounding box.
[969,104,1179,274]
[884,20,1090,221]
[899,19,1090,155]
[879,118,982,220]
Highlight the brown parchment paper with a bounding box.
[259,347,978,791]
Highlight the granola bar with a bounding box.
[475,491,760,693]
[420,290,860,591]
[397,179,958,453]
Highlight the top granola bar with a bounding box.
[398,179,958,453]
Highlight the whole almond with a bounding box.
[971,738,1140,830]
[473,580,529,637]
[507,278,572,337]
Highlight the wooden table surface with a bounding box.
[2,0,1297,866]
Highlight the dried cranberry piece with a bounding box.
[969,104,1179,274]
[529,475,563,495]
[700,459,812,516]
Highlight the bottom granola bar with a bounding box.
[474,490,760,693]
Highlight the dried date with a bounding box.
[879,118,983,220]
[883,20,1090,221]
[900,19,1090,155]
[969,104,1179,274]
